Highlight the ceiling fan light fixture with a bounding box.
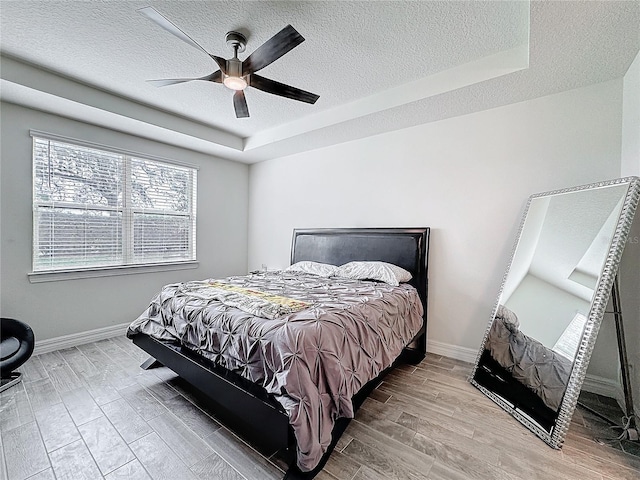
[223,75,248,91]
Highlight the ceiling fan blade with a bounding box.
[233,90,250,118]
[249,74,319,104]
[242,25,304,75]
[138,7,227,73]
[147,71,222,87]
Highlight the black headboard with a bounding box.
[290,228,430,314]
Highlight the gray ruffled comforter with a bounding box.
[127,271,423,471]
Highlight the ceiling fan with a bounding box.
[138,6,320,118]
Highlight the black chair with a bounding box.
[0,318,35,392]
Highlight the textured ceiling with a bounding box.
[1,1,639,163]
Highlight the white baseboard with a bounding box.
[426,339,479,364]
[581,373,625,409]
[33,322,130,355]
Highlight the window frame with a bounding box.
[29,130,199,282]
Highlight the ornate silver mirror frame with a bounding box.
[470,176,640,448]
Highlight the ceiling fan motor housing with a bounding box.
[226,58,243,77]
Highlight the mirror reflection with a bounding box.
[501,185,627,361]
[471,178,639,447]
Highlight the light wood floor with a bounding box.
[0,337,638,480]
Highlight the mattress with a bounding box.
[127,271,423,471]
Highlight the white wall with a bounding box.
[618,217,640,418]
[0,102,249,342]
[248,79,623,354]
[620,50,640,419]
[621,51,640,177]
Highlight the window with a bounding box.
[32,133,197,273]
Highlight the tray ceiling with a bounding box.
[1,1,638,163]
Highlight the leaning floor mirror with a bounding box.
[470,176,640,448]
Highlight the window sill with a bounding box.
[28,261,199,283]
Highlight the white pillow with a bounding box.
[336,261,412,286]
[284,261,339,277]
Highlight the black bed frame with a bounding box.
[130,227,430,479]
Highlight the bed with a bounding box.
[127,227,429,479]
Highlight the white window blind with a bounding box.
[32,136,197,272]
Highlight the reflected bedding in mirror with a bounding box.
[484,305,572,412]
